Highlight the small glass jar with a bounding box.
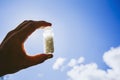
[43,26,54,54]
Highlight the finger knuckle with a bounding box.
[7,30,15,36]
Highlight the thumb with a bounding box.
[26,54,53,67]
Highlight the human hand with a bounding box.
[0,20,53,76]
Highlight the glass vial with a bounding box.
[43,26,54,54]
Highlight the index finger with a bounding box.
[16,20,52,42]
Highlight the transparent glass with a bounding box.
[43,27,54,54]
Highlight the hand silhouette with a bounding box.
[0,20,53,76]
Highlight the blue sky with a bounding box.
[0,0,120,80]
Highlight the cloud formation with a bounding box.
[103,47,120,71]
[53,46,120,80]
[67,63,107,80]
[53,57,66,70]
[68,57,84,67]
[67,46,120,80]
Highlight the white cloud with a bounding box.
[103,47,120,71]
[53,57,66,70]
[68,57,84,67]
[78,57,85,64]
[104,47,120,80]
[67,46,120,80]
[68,59,77,67]
[67,63,107,80]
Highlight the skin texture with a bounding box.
[0,20,53,76]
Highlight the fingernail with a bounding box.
[46,54,53,59]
